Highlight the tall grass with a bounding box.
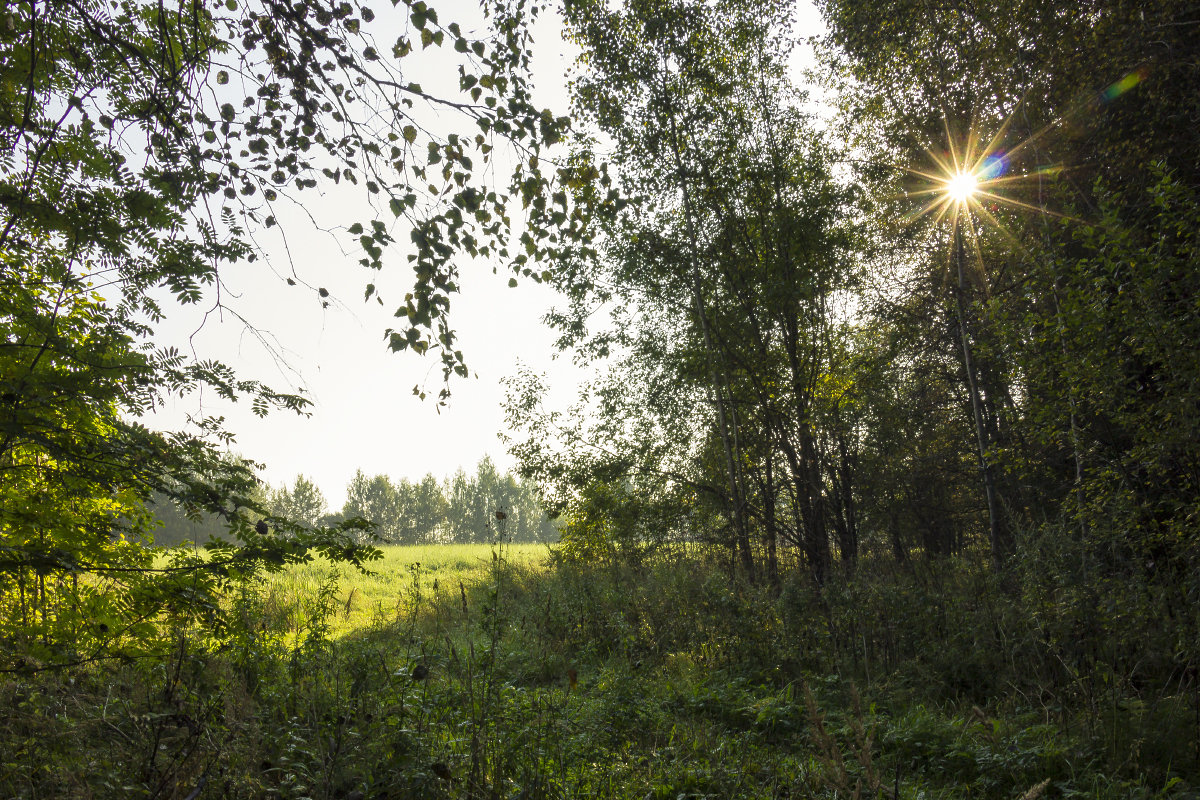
[263,542,549,637]
[2,544,1194,798]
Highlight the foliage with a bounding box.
[0,0,593,666]
[268,475,329,529]
[510,0,863,584]
[3,546,1194,798]
[556,479,651,564]
[814,0,1200,567]
[527,0,1200,609]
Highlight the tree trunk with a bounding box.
[764,446,780,589]
[952,220,1008,564]
[661,66,753,580]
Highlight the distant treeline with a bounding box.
[149,456,558,547]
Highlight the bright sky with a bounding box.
[145,2,826,508]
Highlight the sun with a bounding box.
[890,106,1076,287]
[945,171,978,204]
[904,66,1147,234]
[903,105,1071,238]
[908,137,1021,231]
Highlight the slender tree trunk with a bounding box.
[888,497,910,565]
[832,424,859,568]
[953,220,1006,564]
[764,447,779,589]
[660,67,753,579]
[800,427,831,580]
[758,66,830,581]
[778,431,829,583]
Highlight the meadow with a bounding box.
[262,542,551,638]
[3,542,1195,799]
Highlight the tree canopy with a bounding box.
[0,0,591,667]
[506,0,1200,599]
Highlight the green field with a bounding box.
[260,542,551,638]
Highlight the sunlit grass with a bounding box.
[264,542,551,637]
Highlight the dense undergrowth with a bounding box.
[2,541,1196,799]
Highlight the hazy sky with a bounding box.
[145,2,826,508]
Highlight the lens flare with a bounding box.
[894,72,1146,288]
[979,153,1007,180]
[903,108,1069,239]
[1101,67,1147,104]
[895,105,1078,288]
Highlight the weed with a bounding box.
[1,545,1195,799]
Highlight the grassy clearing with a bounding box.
[3,546,1196,799]
[261,542,549,637]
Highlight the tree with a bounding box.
[443,467,476,543]
[818,0,1200,567]
[343,469,401,541]
[527,0,859,583]
[409,473,449,543]
[269,474,328,529]
[0,0,586,665]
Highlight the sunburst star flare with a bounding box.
[946,171,979,204]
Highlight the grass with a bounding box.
[262,542,550,637]
[3,545,1197,798]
